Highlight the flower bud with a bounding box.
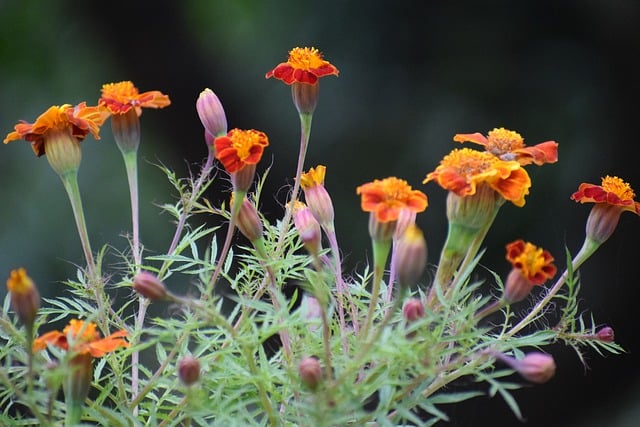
[233,194,264,243]
[402,298,425,323]
[178,355,201,386]
[197,88,228,138]
[595,326,615,343]
[6,268,40,328]
[499,352,556,384]
[300,166,335,228]
[292,201,322,256]
[132,271,168,301]
[298,356,322,391]
[393,225,427,289]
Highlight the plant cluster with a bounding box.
[1,46,636,426]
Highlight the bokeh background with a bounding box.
[1,1,639,425]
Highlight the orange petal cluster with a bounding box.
[33,319,129,358]
[214,128,269,173]
[506,240,556,285]
[424,148,531,207]
[3,103,108,156]
[357,177,428,223]
[99,81,170,116]
[571,175,640,215]
[266,47,339,85]
[454,127,558,166]
[300,165,326,189]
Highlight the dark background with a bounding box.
[1,1,638,425]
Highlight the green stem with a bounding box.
[361,239,392,339]
[60,171,96,280]
[122,151,141,268]
[507,238,600,336]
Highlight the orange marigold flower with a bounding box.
[214,128,269,173]
[424,148,531,207]
[99,81,170,116]
[357,177,428,223]
[506,240,556,285]
[4,103,108,157]
[453,127,558,166]
[33,319,129,358]
[266,47,339,85]
[300,164,326,189]
[571,175,640,215]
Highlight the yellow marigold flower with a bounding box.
[301,165,335,227]
[266,47,339,85]
[99,81,170,116]
[4,103,108,157]
[454,127,558,166]
[33,319,129,358]
[357,177,428,223]
[424,148,531,207]
[300,165,326,189]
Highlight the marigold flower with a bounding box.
[393,225,428,289]
[4,103,107,157]
[99,81,170,117]
[33,319,129,358]
[214,128,269,174]
[571,176,640,244]
[301,165,335,227]
[424,148,531,207]
[503,240,556,303]
[454,127,558,166]
[6,268,40,328]
[266,47,339,85]
[357,177,428,224]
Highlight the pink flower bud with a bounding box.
[234,195,264,243]
[196,88,228,138]
[132,271,168,301]
[178,355,201,386]
[393,225,427,289]
[595,326,615,343]
[292,201,322,256]
[402,298,425,323]
[298,356,322,390]
[499,352,556,384]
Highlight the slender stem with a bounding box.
[206,191,243,292]
[474,299,504,322]
[60,172,96,279]
[122,151,142,268]
[507,238,599,336]
[361,239,392,338]
[325,228,352,349]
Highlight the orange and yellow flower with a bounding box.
[300,165,327,189]
[453,127,558,166]
[357,177,428,223]
[506,240,556,285]
[266,47,339,85]
[301,165,335,227]
[33,319,129,358]
[214,128,269,173]
[571,176,640,215]
[4,103,108,157]
[424,148,531,207]
[99,81,170,116]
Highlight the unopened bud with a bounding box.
[132,271,168,301]
[595,326,615,343]
[196,88,228,138]
[298,356,322,390]
[6,268,40,328]
[292,201,322,256]
[502,269,535,304]
[291,82,319,115]
[178,355,201,386]
[393,225,427,289]
[234,195,264,243]
[402,298,425,323]
[499,352,556,384]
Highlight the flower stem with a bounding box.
[507,238,600,336]
[122,151,142,268]
[361,239,392,339]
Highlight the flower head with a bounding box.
[424,148,531,207]
[357,177,428,223]
[571,176,640,244]
[4,103,107,157]
[33,319,129,358]
[506,240,556,285]
[214,128,269,174]
[454,127,558,166]
[99,81,170,117]
[6,268,40,328]
[301,165,335,227]
[266,47,339,85]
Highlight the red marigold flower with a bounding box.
[4,103,108,157]
[33,319,129,358]
[99,81,170,116]
[424,148,531,207]
[266,47,339,85]
[214,128,269,174]
[453,127,558,166]
[357,177,428,223]
[506,240,556,284]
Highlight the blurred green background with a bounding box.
[1,1,639,425]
